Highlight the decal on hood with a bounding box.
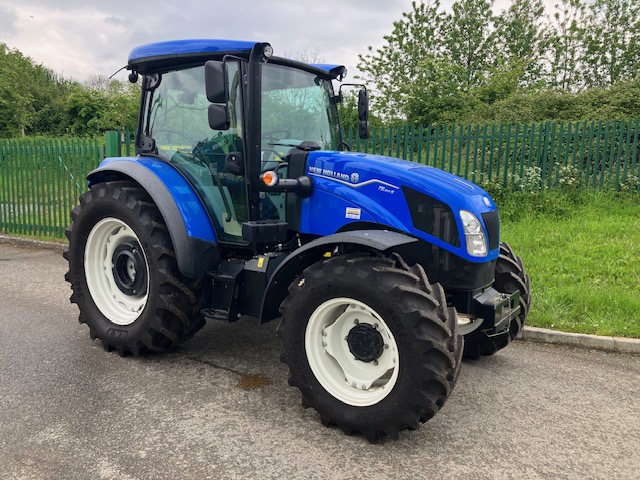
[308,166,399,190]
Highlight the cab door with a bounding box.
[149,61,249,243]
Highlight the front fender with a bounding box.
[87,156,219,278]
[259,230,418,322]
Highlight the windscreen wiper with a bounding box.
[268,142,321,151]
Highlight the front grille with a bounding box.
[481,210,500,250]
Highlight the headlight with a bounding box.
[460,210,487,257]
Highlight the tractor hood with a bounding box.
[305,150,495,215]
[299,150,499,261]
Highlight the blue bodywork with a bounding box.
[300,151,499,263]
[91,152,497,265]
[91,156,217,244]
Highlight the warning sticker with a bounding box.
[345,207,361,220]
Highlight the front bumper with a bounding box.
[451,288,520,337]
[471,287,521,335]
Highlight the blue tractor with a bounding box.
[65,39,530,442]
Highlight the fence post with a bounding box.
[104,131,121,158]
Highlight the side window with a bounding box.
[149,62,248,242]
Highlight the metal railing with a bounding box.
[1,118,638,239]
[0,137,103,238]
[343,119,640,192]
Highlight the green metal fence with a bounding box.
[0,137,103,238]
[344,119,640,192]
[1,118,639,240]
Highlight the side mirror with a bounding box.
[224,152,244,175]
[358,88,370,139]
[359,121,370,139]
[208,104,230,130]
[205,61,229,104]
[358,89,369,121]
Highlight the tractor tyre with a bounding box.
[64,181,205,356]
[463,242,531,359]
[278,254,462,442]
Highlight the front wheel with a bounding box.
[64,181,205,355]
[278,254,462,442]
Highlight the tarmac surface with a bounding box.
[1,242,639,479]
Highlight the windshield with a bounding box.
[261,64,340,151]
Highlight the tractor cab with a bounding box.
[127,40,358,249]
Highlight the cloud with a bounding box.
[0,0,423,82]
[0,4,18,38]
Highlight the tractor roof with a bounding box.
[128,39,258,73]
[127,39,345,78]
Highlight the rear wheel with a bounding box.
[278,254,462,442]
[64,181,205,355]
[463,242,531,359]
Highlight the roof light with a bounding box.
[263,45,274,58]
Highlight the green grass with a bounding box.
[500,191,640,338]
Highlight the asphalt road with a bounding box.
[1,243,639,480]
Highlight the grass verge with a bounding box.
[500,191,640,338]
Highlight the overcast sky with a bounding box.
[0,0,517,83]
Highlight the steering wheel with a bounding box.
[153,128,207,166]
[263,129,291,144]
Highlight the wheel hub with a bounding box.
[111,242,147,296]
[346,324,384,363]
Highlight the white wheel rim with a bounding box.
[305,298,399,407]
[84,217,149,326]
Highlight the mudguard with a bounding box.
[259,230,418,322]
[87,157,219,278]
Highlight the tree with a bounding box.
[581,0,640,87]
[546,0,587,91]
[493,0,547,88]
[0,44,38,137]
[65,81,139,135]
[357,0,446,118]
[0,43,78,137]
[404,55,479,124]
[441,0,496,91]
[282,47,324,65]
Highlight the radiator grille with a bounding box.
[481,210,500,251]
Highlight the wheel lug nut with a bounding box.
[322,330,327,337]
[373,360,378,366]
[322,341,327,347]
[384,344,389,349]
[354,319,359,324]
